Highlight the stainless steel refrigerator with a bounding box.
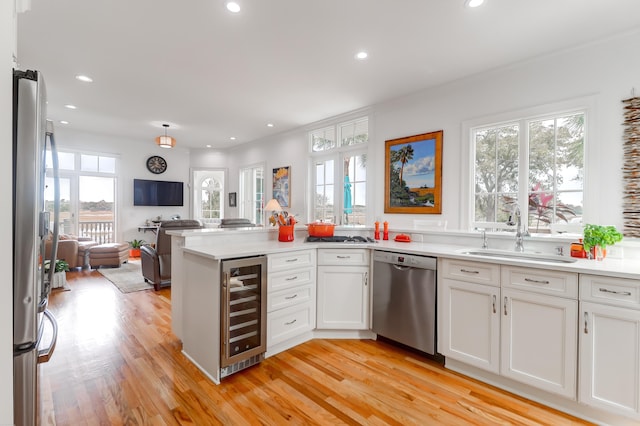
[13,69,60,426]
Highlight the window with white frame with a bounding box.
[45,150,117,243]
[192,169,225,223]
[472,110,585,233]
[310,117,368,225]
[239,164,264,225]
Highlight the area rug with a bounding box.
[97,260,153,293]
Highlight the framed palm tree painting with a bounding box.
[384,130,443,214]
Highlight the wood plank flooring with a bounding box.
[38,267,593,425]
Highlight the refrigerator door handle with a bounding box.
[42,124,61,300]
[37,309,58,364]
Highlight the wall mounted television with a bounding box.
[133,179,184,206]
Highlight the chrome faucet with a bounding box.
[507,206,525,252]
[481,230,488,249]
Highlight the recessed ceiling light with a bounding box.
[230,136,236,140]
[266,123,274,128]
[59,120,69,125]
[64,104,77,109]
[465,0,484,8]
[206,144,212,148]
[355,51,368,60]
[75,74,93,83]
[225,1,240,13]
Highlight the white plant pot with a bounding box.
[51,271,67,289]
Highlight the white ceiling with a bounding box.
[16,0,640,150]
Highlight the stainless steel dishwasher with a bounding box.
[372,250,438,356]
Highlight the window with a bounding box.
[239,164,264,225]
[45,150,117,243]
[310,117,368,225]
[472,110,585,233]
[192,169,225,224]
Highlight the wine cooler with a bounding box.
[220,256,267,378]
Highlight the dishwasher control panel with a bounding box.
[373,251,437,270]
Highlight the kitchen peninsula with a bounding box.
[169,226,640,426]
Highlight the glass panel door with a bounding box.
[79,176,115,243]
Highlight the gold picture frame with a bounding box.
[384,130,443,214]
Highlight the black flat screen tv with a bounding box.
[133,179,184,206]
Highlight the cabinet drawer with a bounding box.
[580,274,640,309]
[268,267,314,292]
[268,250,315,272]
[317,248,369,266]
[502,266,577,298]
[268,284,313,312]
[267,302,314,346]
[440,258,500,286]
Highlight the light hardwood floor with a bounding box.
[38,267,593,425]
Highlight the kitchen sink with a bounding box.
[457,248,577,264]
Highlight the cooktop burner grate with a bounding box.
[305,235,375,243]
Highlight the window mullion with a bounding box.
[520,119,530,230]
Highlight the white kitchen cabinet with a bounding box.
[501,287,578,398]
[440,259,578,398]
[579,274,640,420]
[317,249,369,330]
[500,266,578,399]
[439,258,501,373]
[440,277,500,373]
[266,249,316,356]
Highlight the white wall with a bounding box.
[189,30,640,233]
[371,30,640,230]
[55,128,192,244]
[193,127,312,220]
[1,0,14,423]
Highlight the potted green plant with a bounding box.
[127,239,146,258]
[44,259,70,288]
[582,224,623,260]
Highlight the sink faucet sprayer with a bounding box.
[506,206,526,252]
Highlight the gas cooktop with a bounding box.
[305,235,376,243]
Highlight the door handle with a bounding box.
[524,278,550,285]
[38,310,58,364]
[492,295,496,314]
[504,296,508,316]
[599,287,632,296]
[584,311,589,334]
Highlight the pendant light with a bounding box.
[155,124,176,149]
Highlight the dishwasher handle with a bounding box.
[392,264,412,271]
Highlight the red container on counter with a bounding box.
[279,225,295,242]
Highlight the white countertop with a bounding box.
[183,239,640,280]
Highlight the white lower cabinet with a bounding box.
[440,278,500,373]
[501,267,578,399]
[316,249,370,330]
[501,287,577,398]
[579,274,640,420]
[266,250,316,356]
[317,265,369,329]
[440,259,578,399]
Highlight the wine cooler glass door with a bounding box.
[221,256,267,368]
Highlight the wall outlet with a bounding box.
[411,233,424,242]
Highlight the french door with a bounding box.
[45,174,116,243]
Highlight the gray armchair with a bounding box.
[140,220,203,290]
